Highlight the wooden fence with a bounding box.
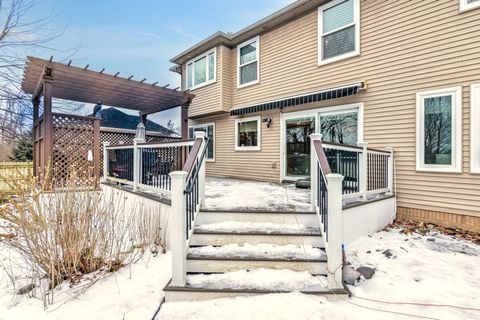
[0,162,33,196]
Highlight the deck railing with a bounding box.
[103,139,194,194]
[310,134,395,289]
[169,131,208,287]
[322,141,394,202]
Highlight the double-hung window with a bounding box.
[188,123,215,161]
[186,48,216,90]
[235,116,261,151]
[318,0,360,65]
[237,36,259,87]
[416,87,462,173]
[460,0,480,11]
[471,84,480,173]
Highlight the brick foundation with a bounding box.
[397,207,480,233]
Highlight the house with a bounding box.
[169,0,480,232]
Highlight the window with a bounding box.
[320,110,359,145]
[188,123,215,161]
[237,36,259,87]
[416,87,462,172]
[186,48,216,90]
[471,84,480,173]
[460,0,480,11]
[318,0,360,65]
[235,116,261,151]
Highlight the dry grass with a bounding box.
[0,171,168,307]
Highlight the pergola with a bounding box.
[21,56,194,182]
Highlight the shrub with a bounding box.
[0,173,168,307]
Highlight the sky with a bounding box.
[27,0,295,129]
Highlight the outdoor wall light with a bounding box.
[263,117,272,128]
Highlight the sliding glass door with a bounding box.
[285,117,316,178]
[319,110,358,145]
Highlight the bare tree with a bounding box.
[0,0,64,144]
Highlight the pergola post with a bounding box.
[42,72,54,182]
[181,104,189,139]
[32,97,40,176]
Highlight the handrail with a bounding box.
[182,138,203,175]
[313,140,332,175]
[138,139,194,147]
[185,136,209,194]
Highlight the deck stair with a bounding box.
[163,209,349,301]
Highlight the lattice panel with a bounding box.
[52,114,96,186]
[99,131,181,173]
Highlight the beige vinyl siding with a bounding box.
[182,46,231,117]
[190,0,480,218]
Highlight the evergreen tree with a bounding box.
[8,134,33,162]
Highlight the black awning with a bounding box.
[230,82,365,116]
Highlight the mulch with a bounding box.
[386,219,480,245]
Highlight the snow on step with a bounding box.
[195,221,320,234]
[188,243,326,260]
[187,269,328,292]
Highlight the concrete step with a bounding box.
[163,279,349,302]
[196,210,319,226]
[186,253,327,274]
[189,230,324,247]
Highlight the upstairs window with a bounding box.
[416,87,462,173]
[237,36,259,87]
[189,123,215,161]
[460,0,480,11]
[471,84,480,173]
[186,48,216,90]
[318,0,360,65]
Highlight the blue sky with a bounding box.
[31,0,295,129]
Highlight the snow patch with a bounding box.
[195,221,319,234]
[188,243,326,260]
[187,269,328,292]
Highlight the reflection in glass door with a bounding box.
[285,117,316,178]
[320,111,358,145]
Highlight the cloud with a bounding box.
[136,31,163,41]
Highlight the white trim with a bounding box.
[235,115,261,151]
[471,84,480,173]
[280,103,364,181]
[460,0,480,12]
[318,0,360,66]
[415,87,462,173]
[189,122,216,162]
[186,47,217,91]
[237,36,260,88]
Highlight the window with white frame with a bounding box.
[416,87,462,172]
[235,116,261,151]
[186,48,216,90]
[188,123,215,161]
[460,0,480,11]
[318,0,360,64]
[237,36,259,87]
[471,84,480,173]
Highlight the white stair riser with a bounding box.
[164,290,344,302]
[189,233,324,247]
[196,212,319,226]
[187,259,327,274]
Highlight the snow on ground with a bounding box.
[188,243,326,260]
[195,221,318,234]
[2,227,480,320]
[0,244,171,320]
[204,177,311,211]
[159,228,480,320]
[187,269,327,291]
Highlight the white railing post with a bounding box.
[194,131,207,208]
[310,133,322,212]
[169,170,188,287]
[102,141,110,182]
[386,146,394,195]
[326,173,344,289]
[357,141,368,201]
[132,138,142,192]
